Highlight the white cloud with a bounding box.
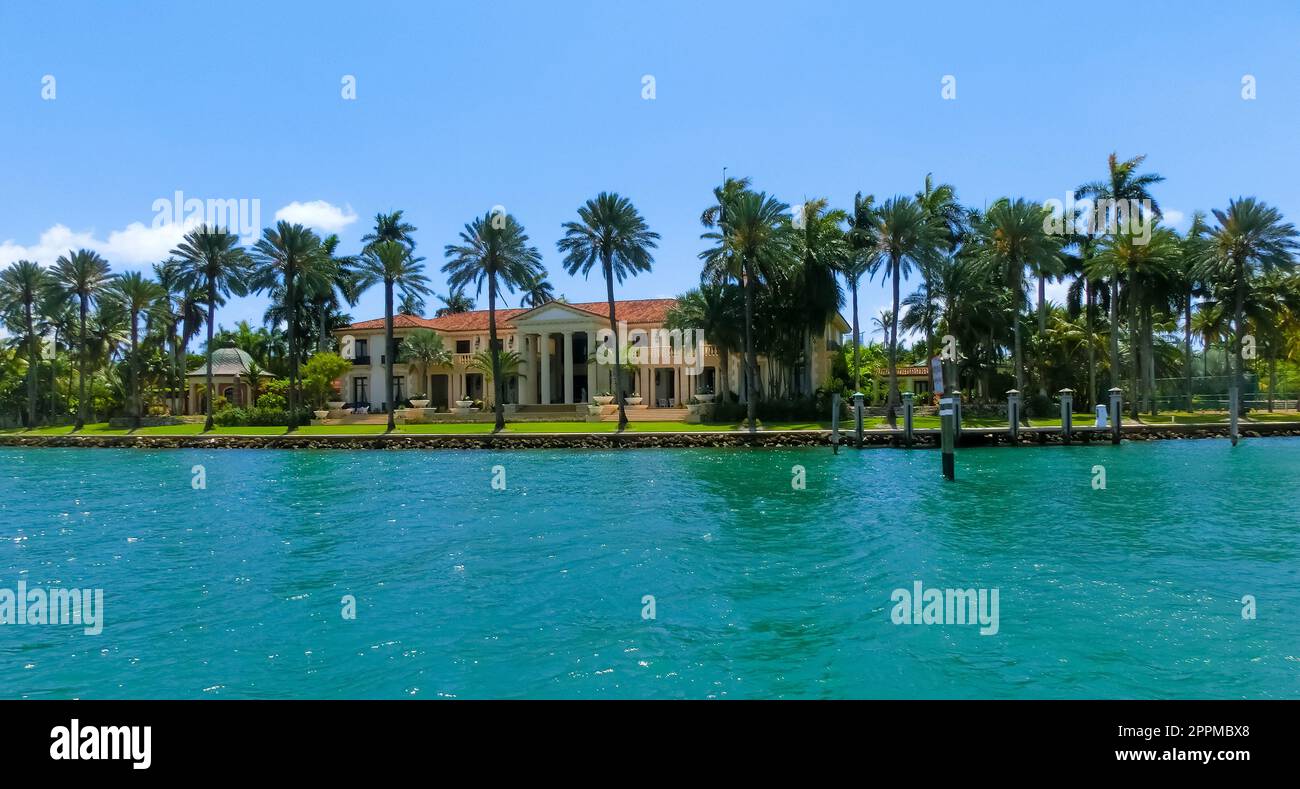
[0,221,189,269]
[1160,209,1186,228]
[274,200,358,234]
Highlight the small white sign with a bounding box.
[931,356,944,394]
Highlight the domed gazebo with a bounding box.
[185,346,274,414]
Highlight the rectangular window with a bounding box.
[456,340,471,354]
[353,377,369,403]
[355,339,368,357]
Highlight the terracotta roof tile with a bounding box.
[339,299,678,333]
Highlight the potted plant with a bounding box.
[455,396,474,408]
[313,409,329,421]
[624,391,643,406]
[593,391,615,406]
[686,396,701,416]
[409,393,430,409]
[695,384,715,403]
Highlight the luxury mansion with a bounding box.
[332,298,850,411]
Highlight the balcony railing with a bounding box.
[351,355,371,366]
[453,353,474,366]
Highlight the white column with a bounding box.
[517,333,532,404]
[563,331,575,404]
[540,333,551,405]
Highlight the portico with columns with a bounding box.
[333,297,846,415]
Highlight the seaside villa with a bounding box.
[332,298,850,414]
[186,346,274,414]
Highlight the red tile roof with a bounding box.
[339,299,678,333]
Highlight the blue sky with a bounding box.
[2,0,1298,338]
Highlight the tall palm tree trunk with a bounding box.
[851,277,861,392]
[1108,277,1121,395]
[886,255,901,427]
[25,300,38,428]
[384,281,395,432]
[488,273,505,432]
[1086,279,1096,407]
[1233,266,1246,415]
[130,318,140,429]
[1184,291,1194,411]
[718,347,730,403]
[286,271,298,432]
[604,256,627,430]
[1128,271,1140,418]
[75,296,88,430]
[744,263,758,431]
[204,288,216,431]
[1267,356,1276,412]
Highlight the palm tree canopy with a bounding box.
[557,192,659,283]
[400,328,452,368]
[358,240,431,298]
[435,289,475,316]
[443,213,544,297]
[362,210,418,250]
[170,225,251,298]
[53,248,114,304]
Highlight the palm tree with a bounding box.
[445,213,543,430]
[701,190,790,429]
[865,196,944,426]
[434,289,475,317]
[250,221,327,431]
[1176,213,1211,410]
[152,259,204,415]
[914,175,966,357]
[398,291,426,316]
[112,271,164,428]
[307,235,359,352]
[171,225,251,430]
[1197,198,1299,408]
[557,193,660,429]
[1076,153,1165,394]
[362,210,418,250]
[844,192,878,392]
[357,240,431,431]
[519,271,556,308]
[975,198,1062,402]
[52,249,114,430]
[400,328,452,400]
[0,260,52,427]
[791,198,846,394]
[664,283,744,402]
[470,349,523,406]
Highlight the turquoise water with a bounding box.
[1,439,1298,699]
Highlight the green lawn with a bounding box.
[1244,411,1300,422]
[12,411,1282,439]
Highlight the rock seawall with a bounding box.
[1,422,1297,450]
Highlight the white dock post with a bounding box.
[1059,388,1074,443]
[940,395,955,480]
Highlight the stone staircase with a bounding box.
[602,407,689,422]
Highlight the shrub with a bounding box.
[256,392,287,410]
[213,407,248,427]
[301,352,353,407]
[1025,392,1053,418]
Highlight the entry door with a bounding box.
[431,374,450,409]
